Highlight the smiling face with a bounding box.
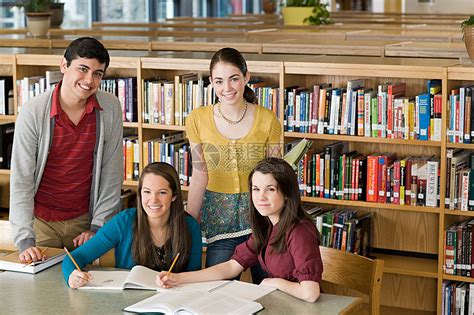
[59,57,105,106]
[140,173,177,224]
[251,171,286,225]
[211,61,250,107]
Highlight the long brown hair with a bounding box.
[210,47,257,104]
[248,157,314,253]
[132,162,191,271]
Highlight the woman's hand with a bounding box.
[68,270,93,289]
[156,271,181,288]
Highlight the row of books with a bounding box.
[306,206,372,257]
[123,135,139,181]
[283,79,442,142]
[100,77,138,122]
[442,281,474,315]
[444,219,474,277]
[142,74,212,126]
[448,85,474,144]
[0,77,13,115]
[16,70,62,112]
[16,72,138,123]
[142,132,192,186]
[445,149,474,211]
[142,75,279,126]
[295,141,440,207]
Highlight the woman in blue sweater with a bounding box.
[63,162,202,288]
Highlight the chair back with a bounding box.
[319,246,383,315]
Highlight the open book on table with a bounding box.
[78,265,228,292]
[0,247,66,274]
[123,290,264,315]
[124,280,275,314]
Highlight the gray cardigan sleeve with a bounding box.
[9,92,52,252]
[89,91,124,230]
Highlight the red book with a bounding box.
[311,85,320,133]
[378,153,396,203]
[366,155,379,202]
[387,83,407,139]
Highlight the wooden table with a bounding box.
[0,265,363,314]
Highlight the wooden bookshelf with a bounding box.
[0,52,14,209]
[440,63,474,314]
[0,47,473,313]
[283,55,455,313]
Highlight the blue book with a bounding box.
[417,93,430,141]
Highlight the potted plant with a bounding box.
[282,0,332,26]
[262,0,277,15]
[461,16,474,61]
[23,0,53,37]
[50,0,65,28]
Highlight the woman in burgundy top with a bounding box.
[157,157,323,302]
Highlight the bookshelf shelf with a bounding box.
[0,115,15,122]
[142,123,186,131]
[0,169,10,175]
[443,274,474,283]
[284,132,442,147]
[123,180,138,187]
[445,142,474,149]
[373,253,438,278]
[301,196,440,214]
[123,122,139,128]
[444,209,474,217]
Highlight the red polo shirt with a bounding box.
[34,82,102,222]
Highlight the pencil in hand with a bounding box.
[63,247,82,271]
[23,247,49,267]
[166,253,180,277]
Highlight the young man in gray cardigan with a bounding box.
[10,37,123,263]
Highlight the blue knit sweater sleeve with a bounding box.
[185,215,202,271]
[61,209,135,284]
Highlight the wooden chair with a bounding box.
[319,246,384,315]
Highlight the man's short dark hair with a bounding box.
[64,37,110,70]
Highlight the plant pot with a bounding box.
[464,25,474,61]
[50,3,65,28]
[26,12,52,37]
[262,0,276,14]
[282,7,313,25]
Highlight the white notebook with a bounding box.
[123,290,264,315]
[0,248,66,274]
[79,265,228,292]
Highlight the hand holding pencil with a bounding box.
[156,253,181,289]
[19,246,48,264]
[64,247,93,289]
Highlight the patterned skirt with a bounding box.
[201,190,252,244]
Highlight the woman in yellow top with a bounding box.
[185,47,282,281]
